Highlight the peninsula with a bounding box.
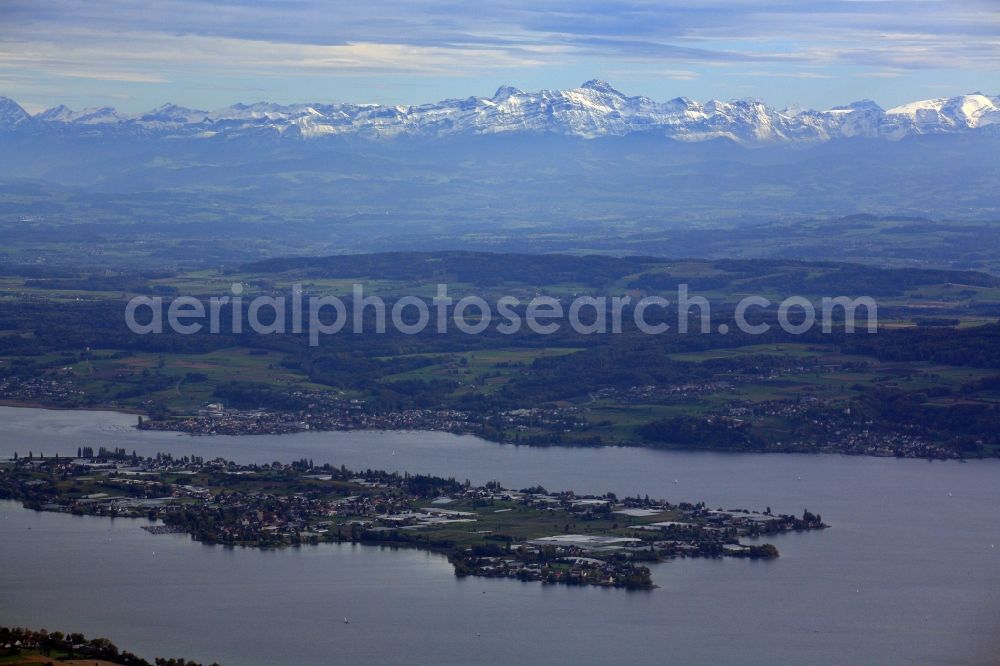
[0,449,826,590]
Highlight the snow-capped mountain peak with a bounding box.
[4,84,998,145]
[881,93,1000,137]
[37,104,123,124]
[37,104,75,122]
[0,96,31,128]
[492,85,524,100]
[578,79,623,96]
[827,100,883,113]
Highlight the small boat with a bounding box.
[344,617,349,624]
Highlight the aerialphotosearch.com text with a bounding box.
[125,283,878,346]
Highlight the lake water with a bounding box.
[1,406,998,665]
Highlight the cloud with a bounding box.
[729,71,833,79]
[659,69,700,81]
[0,27,556,81]
[2,0,998,70]
[606,67,700,81]
[857,70,906,79]
[0,0,997,106]
[51,70,170,83]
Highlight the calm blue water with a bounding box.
[1,406,998,665]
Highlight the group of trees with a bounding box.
[637,416,762,451]
[0,626,215,666]
[842,323,1000,368]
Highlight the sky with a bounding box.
[1,0,998,114]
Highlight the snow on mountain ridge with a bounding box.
[885,94,999,130]
[4,86,998,144]
[0,96,31,128]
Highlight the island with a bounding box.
[1,449,826,590]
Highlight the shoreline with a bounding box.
[0,399,146,416]
[0,452,827,591]
[0,401,989,461]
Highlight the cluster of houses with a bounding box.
[4,451,825,590]
[592,381,735,403]
[723,397,959,457]
[0,375,84,403]
[139,395,590,439]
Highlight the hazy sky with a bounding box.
[1,0,998,113]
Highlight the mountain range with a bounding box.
[2,80,999,146]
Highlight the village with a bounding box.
[720,398,962,458]
[135,393,591,441]
[0,450,826,590]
